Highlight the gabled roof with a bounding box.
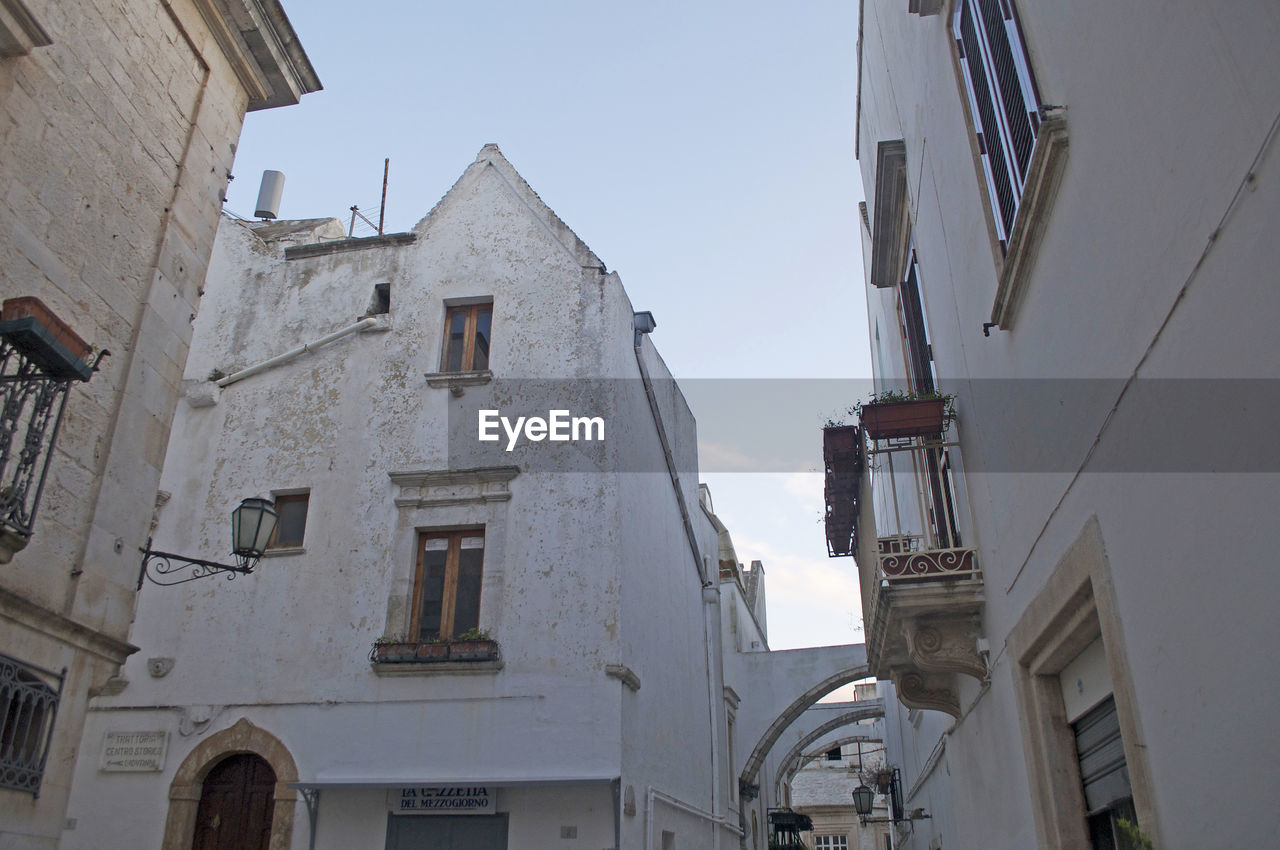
[413,144,607,272]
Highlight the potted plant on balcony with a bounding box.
[449,628,498,661]
[857,390,954,440]
[414,637,449,661]
[370,635,418,663]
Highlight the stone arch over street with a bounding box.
[724,643,871,799]
[161,718,299,850]
[772,705,884,799]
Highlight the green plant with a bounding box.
[1115,817,1154,850]
[454,627,491,641]
[373,634,408,646]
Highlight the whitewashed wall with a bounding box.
[857,2,1280,848]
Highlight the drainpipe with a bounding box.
[215,317,377,387]
[631,312,707,586]
[633,311,720,848]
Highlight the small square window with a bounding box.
[368,282,390,316]
[269,492,309,549]
[412,529,485,640]
[441,302,492,372]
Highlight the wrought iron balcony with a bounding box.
[0,297,104,561]
[851,417,986,718]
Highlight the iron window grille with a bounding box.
[0,653,64,795]
[953,0,1042,249]
[0,312,104,554]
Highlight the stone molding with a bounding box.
[891,668,961,717]
[190,0,322,111]
[0,0,50,57]
[990,116,1069,328]
[389,466,520,508]
[372,657,504,676]
[869,140,911,289]
[162,718,298,850]
[868,580,986,718]
[902,617,986,680]
[605,664,641,692]
[0,585,137,665]
[283,232,415,260]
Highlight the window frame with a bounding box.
[266,491,309,551]
[441,301,493,373]
[0,652,62,796]
[813,836,849,850]
[410,528,485,641]
[952,0,1042,250]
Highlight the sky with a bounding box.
[225,1,872,649]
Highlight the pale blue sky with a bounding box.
[225,1,872,648]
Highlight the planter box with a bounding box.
[2,297,90,361]
[371,642,418,663]
[414,642,449,661]
[0,297,94,381]
[822,425,860,463]
[449,639,498,661]
[859,398,946,439]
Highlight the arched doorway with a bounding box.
[193,754,277,850]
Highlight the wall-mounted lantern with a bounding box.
[0,297,106,562]
[138,497,278,587]
[852,767,931,825]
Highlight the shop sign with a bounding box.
[100,731,168,771]
[388,785,495,814]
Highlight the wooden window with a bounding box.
[442,302,492,372]
[268,492,308,549]
[953,0,1041,248]
[412,530,485,640]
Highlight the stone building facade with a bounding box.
[0,2,317,846]
[845,1,1280,848]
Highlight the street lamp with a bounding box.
[138,497,278,587]
[851,769,931,826]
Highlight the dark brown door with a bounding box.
[192,754,276,850]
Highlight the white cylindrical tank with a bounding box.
[254,170,285,219]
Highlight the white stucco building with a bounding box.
[841,2,1280,849]
[58,146,849,850]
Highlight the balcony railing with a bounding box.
[0,298,103,561]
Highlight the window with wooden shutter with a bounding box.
[412,529,485,640]
[954,0,1041,249]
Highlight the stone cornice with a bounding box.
[0,585,137,664]
[192,0,322,111]
[389,466,520,508]
[0,0,50,57]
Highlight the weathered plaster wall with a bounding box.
[62,147,739,849]
[858,2,1280,848]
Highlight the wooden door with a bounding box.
[192,754,276,850]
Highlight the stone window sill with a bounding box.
[262,546,305,558]
[424,369,493,396]
[990,116,1069,329]
[371,658,504,677]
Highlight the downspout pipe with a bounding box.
[215,317,377,387]
[631,311,708,586]
[633,311,721,848]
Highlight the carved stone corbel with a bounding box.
[891,668,961,718]
[902,617,987,681]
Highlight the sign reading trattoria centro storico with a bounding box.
[388,786,494,814]
[99,731,168,772]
